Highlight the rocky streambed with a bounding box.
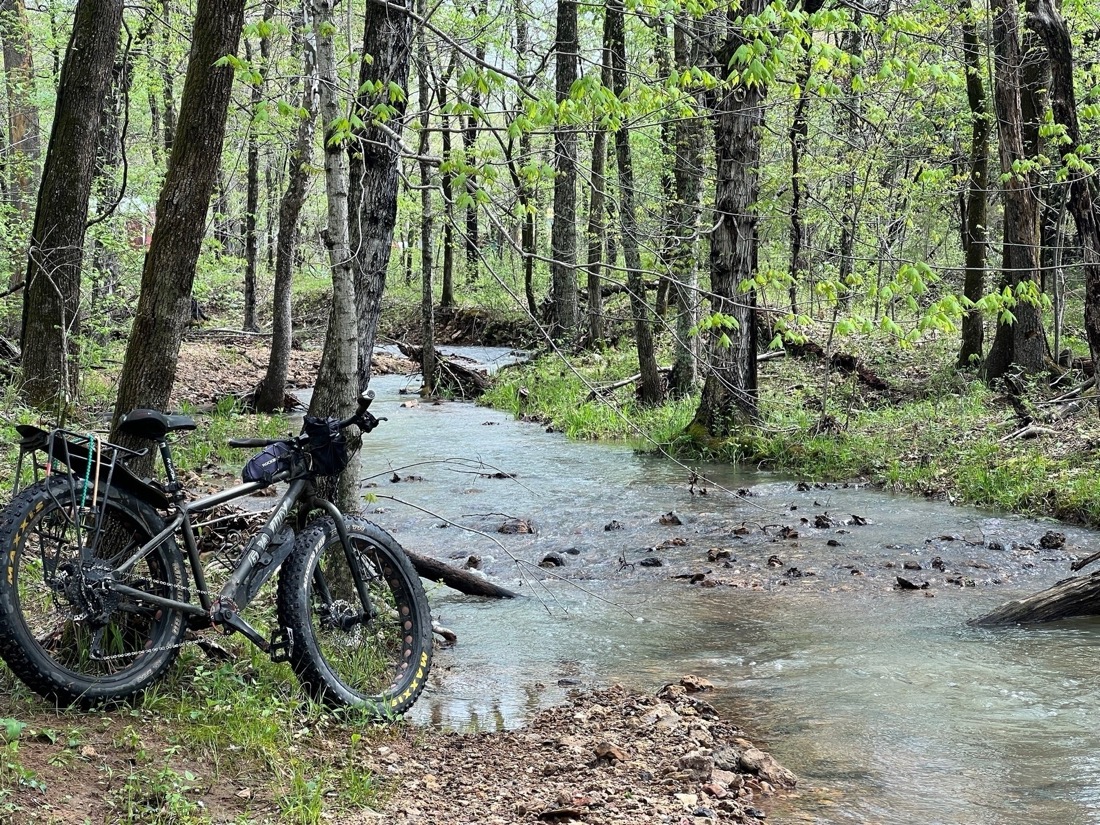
[372,681,794,825]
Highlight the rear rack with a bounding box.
[13,426,152,552]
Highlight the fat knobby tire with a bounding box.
[0,478,188,706]
[277,516,432,715]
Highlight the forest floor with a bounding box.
[0,679,796,825]
[0,320,801,825]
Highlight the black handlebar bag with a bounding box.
[302,416,350,477]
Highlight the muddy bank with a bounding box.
[372,682,793,825]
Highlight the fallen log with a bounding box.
[969,570,1100,625]
[398,343,491,398]
[405,548,518,599]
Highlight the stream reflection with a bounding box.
[354,367,1099,824]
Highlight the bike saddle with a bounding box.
[118,409,198,441]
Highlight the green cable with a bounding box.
[79,433,95,511]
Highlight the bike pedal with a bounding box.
[269,628,293,663]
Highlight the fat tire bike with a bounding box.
[0,392,432,715]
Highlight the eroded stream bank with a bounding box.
[353,367,1100,825]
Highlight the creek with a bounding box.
[349,361,1100,825]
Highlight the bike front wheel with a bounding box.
[277,516,432,715]
[0,478,188,706]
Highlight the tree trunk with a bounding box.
[111,0,245,448]
[90,58,129,309]
[438,52,456,310]
[788,47,811,317]
[1028,0,1100,379]
[985,0,1046,382]
[957,0,990,369]
[548,0,579,340]
[416,8,437,396]
[309,0,357,424]
[243,4,273,333]
[607,0,661,405]
[513,0,537,317]
[667,14,705,398]
[689,7,766,436]
[583,17,611,348]
[0,0,40,291]
[462,4,486,284]
[255,1,317,414]
[348,0,413,392]
[21,0,124,410]
[160,0,177,154]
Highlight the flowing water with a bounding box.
[344,364,1100,824]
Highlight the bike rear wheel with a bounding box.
[277,516,432,715]
[0,478,188,706]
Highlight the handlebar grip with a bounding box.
[228,437,280,448]
[357,390,374,415]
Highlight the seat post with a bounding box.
[156,438,184,501]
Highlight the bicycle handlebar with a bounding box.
[227,391,384,450]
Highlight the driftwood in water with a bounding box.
[969,571,1100,625]
[405,548,518,599]
[398,343,491,398]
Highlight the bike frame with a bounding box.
[107,466,371,652]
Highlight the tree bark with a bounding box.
[607,0,661,405]
[242,3,274,333]
[111,0,245,447]
[970,571,1100,626]
[255,1,317,414]
[690,7,766,436]
[985,0,1046,381]
[404,548,517,598]
[437,52,456,310]
[583,16,611,348]
[21,0,124,409]
[416,10,437,396]
[160,0,177,154]
[1028,0,1100,380]
[548,0,579,340]
[0,0,40,291]
[348,0,413,392]
[668,14,704,398]
[788,47,811,317]
[310,0,357,424]
[957,0,990,369]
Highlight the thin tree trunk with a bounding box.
[348,0,413,392]
[985,0,1045,381]
[0,0,40,291]
[438,52,456,309]
[111,0,246,449]
[957,0,990,369]
[243,3,274,333]
[462,1,486,284]
[255,1,317,414]
[513,0,537,317]
[583,16,611,348]
[160,0,177,154]
[668,14,704,398]
[788,46,812,317]
[548,0,579,339]
[417,17,437,395]
[90,58,129,308]
[607,0,661,405]
[22,0,124,409]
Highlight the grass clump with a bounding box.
[483,336,1100,528]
